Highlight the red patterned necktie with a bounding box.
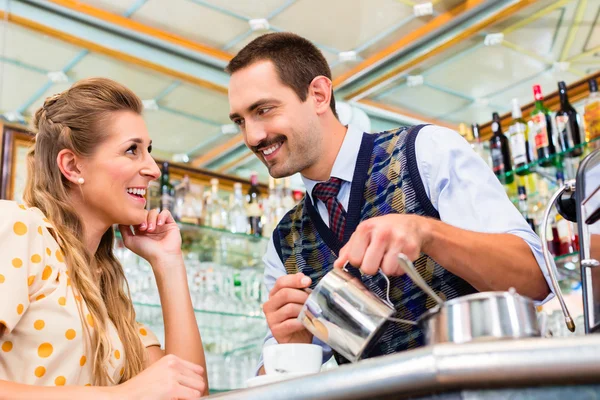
[312,177,347,242]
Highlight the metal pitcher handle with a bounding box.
[396,253,445,307]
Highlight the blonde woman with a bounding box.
[0,78,207,398]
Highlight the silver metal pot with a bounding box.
[298,254,540,363]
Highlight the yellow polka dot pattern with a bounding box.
[65,329,76,340]
[18,204,26,210]
[31,254,41,263]
[55,376,66,386]
[80,356,86,366]
[35,294,45,301]
[16,304,24,315]
[46,247,51,256]
[120,367,124,376]
[114,350,120,360]
[55,249,64,263]
[34,320,45,330]
[139,328,147,336]
[12,258,23,268]
[58,297,66,306]
[42,266,52,280]
[28,275,35,286]
[0,274,4,284]
[37,226,43,235]
[35,366,45,378]
[1,341,13,352]
[37,343,53,358]
[13,222,27,235]
[86,314,94,327]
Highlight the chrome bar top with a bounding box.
[208,336,600,399]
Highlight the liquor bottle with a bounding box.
[471,123,492,167]
[247,172,262,236]
[261,177,279,237]
[208,178,227,229]
[229,183,248,234]
[517,185,536,233]
[556,81,583,157]
[489,112,513,184]
[530,85,556,166]
[509,98,533,174]
[160,161,174,213]
[584,78,600,144]
[146,180,161,211]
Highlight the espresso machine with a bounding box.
[543,147,600,334]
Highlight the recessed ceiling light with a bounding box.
[47,71,69,83]
[3,111,24,122]
[249,19,270,32]
[338,51,358,63]
[221,124,240,135]
[484,33,504,46]
[413,2,433,17]
[553,62,570,72]
[142,99,159,111]
[407,75,424,87]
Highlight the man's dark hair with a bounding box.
[226,32,338,119]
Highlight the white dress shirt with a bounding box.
[257,124,556,371]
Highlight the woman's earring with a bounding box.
[77,177,85,185]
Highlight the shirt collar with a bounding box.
[302,124,364,204]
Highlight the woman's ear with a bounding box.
[56,149,83,185]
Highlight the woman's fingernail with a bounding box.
[148,223,154,231]
[140,223,146,229]
[157,220,164,226]
[301,277,311,286]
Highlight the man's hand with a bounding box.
[263,273,314,345]
[334,214,432,276]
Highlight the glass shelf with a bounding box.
[114,221,269,393]
[133,301,264,320]
[502,136,600,180]
[554,251,579,264]
[178,222,269,243]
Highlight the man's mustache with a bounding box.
[251,135,287,153]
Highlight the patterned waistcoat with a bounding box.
[272,125,477,364]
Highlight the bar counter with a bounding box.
[208,335,600,399]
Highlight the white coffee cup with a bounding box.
[263,343,323,375]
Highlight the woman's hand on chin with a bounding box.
[118,209,183,267]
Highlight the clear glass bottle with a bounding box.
[246,172,262,236]
[471,123,492,168]
[229,183,248,234]
[509,98,533,174]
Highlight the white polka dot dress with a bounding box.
[0,201,159,386]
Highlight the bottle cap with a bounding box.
[533,85,543,101]
[511,98,522,119]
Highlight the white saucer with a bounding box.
[246,373,307,388]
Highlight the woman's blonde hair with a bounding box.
[24,77,146,385]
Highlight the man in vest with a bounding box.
[226,32,553,374]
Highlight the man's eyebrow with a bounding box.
[229,98,281,120]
